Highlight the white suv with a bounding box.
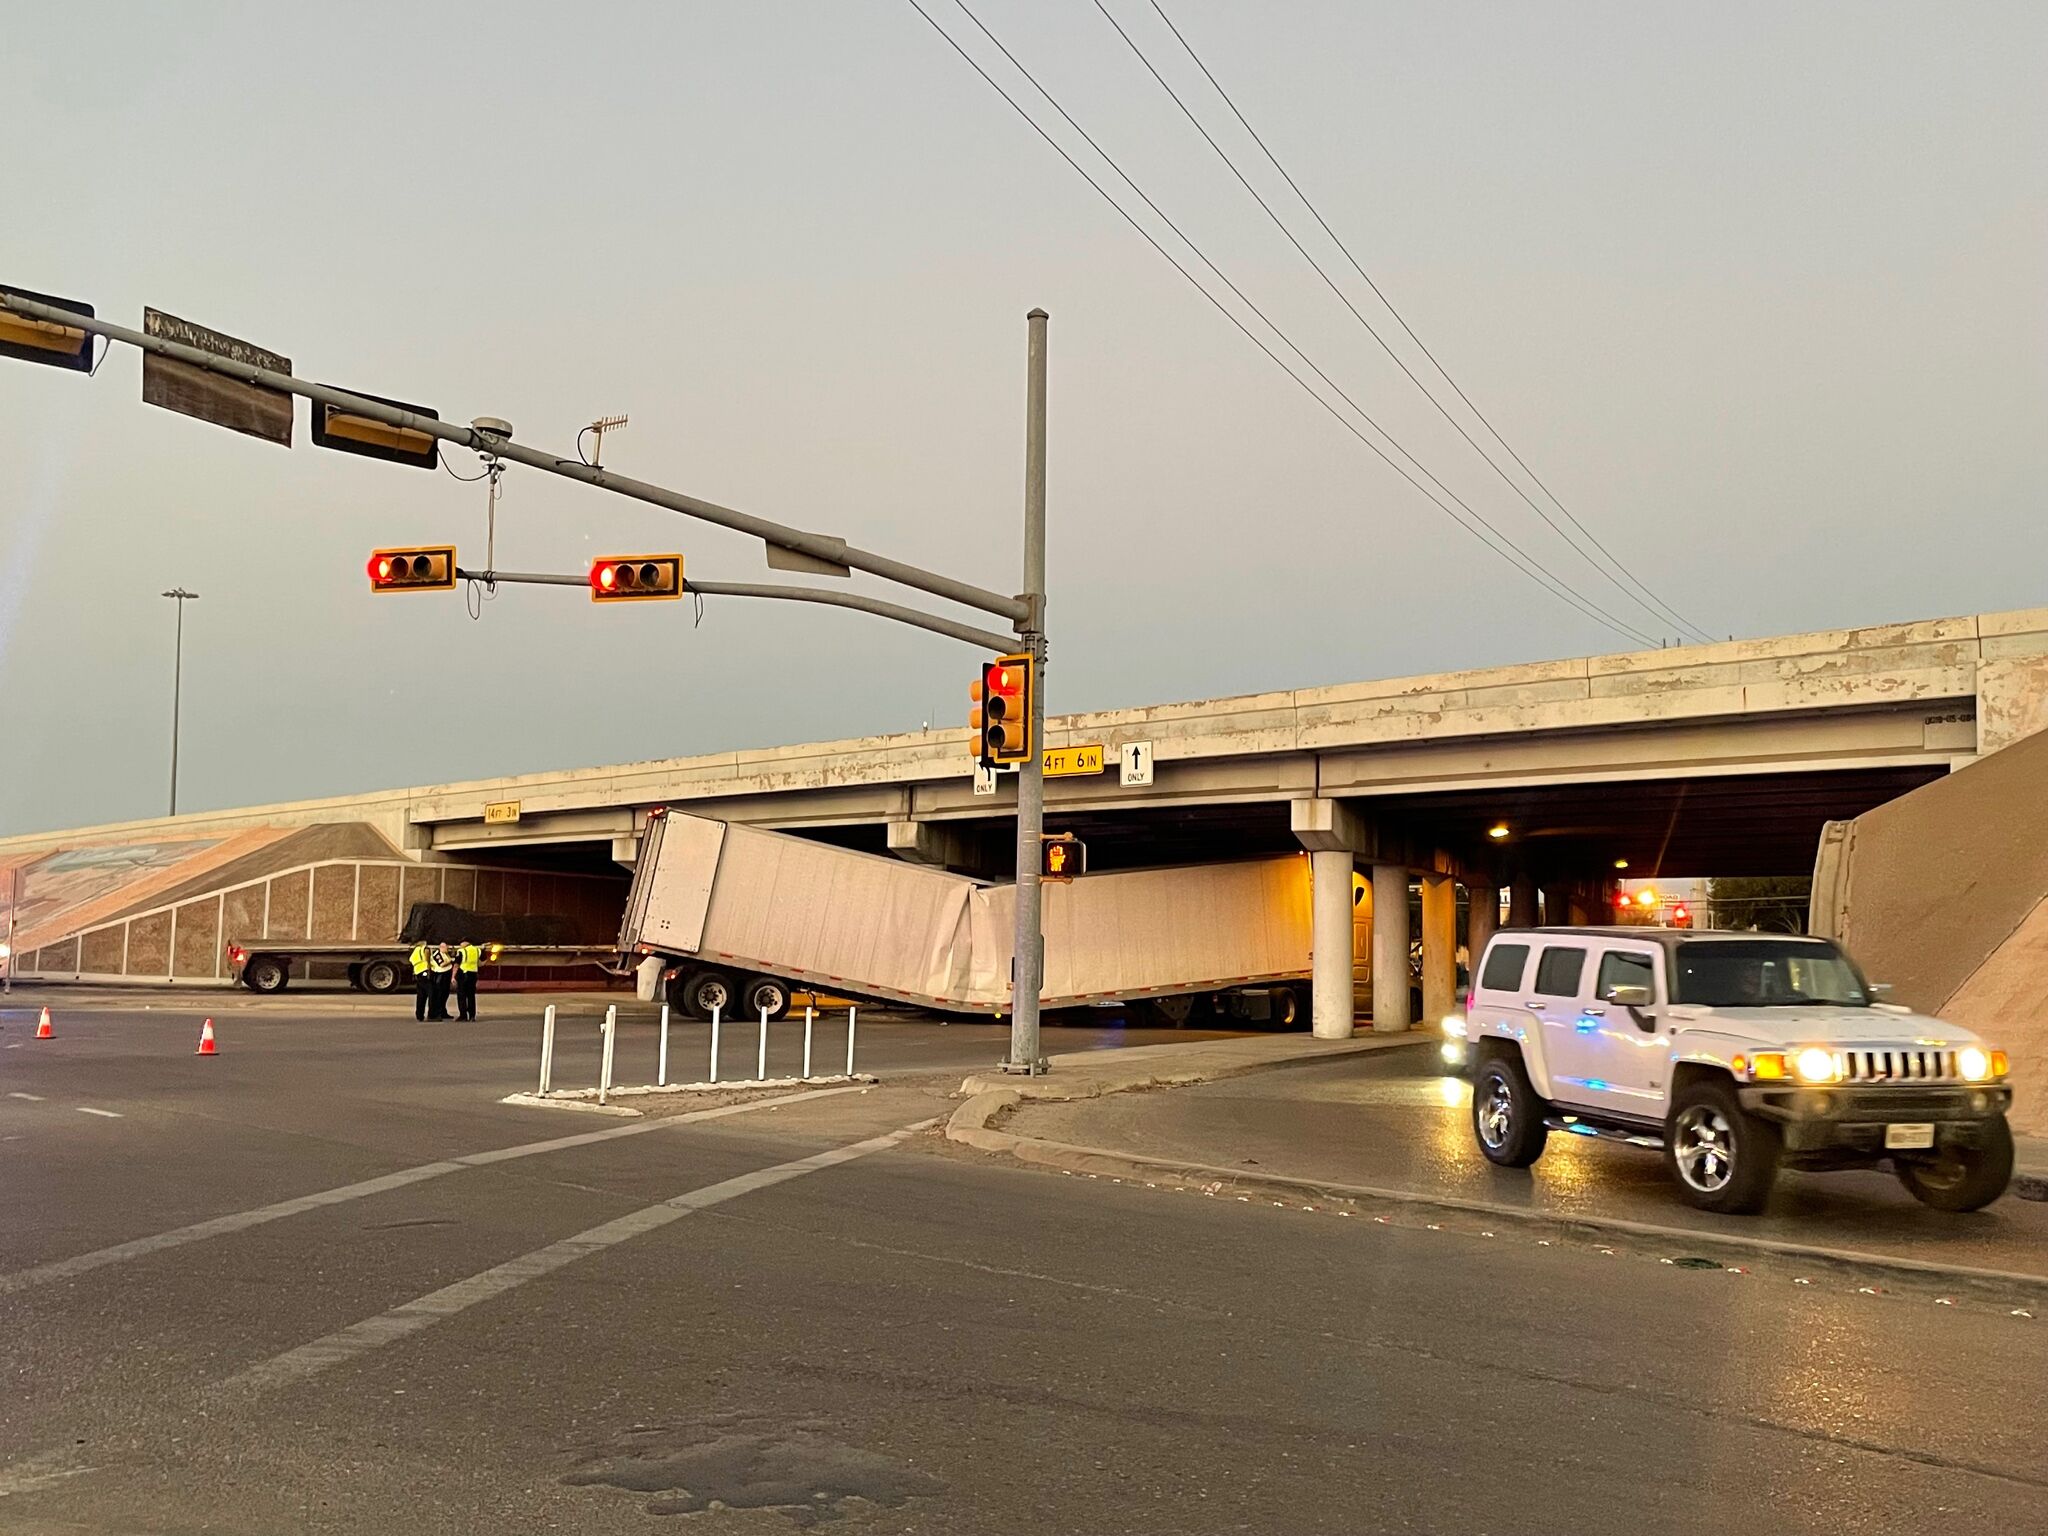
[1463,928,2014,1214]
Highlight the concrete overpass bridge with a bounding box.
[5,606,2044,1035]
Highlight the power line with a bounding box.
[907,0,1659,648]
[1134,0,1716,646]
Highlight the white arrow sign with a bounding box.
[1119,740,1155,788]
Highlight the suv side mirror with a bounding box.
[1603,983,1652,1008]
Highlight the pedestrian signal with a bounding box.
[367,546,456,593]
[1041,832,1084,883]
[590,554,683,602]
[970,653,1034,769]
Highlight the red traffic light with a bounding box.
[589,554,682,602]
[367,546,456,593]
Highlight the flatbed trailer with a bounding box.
[227,940,618,994]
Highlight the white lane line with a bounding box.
[7,1091,45,1101]
[227,1119,932,1395]
[222,1118,933,1396]
[76,1107,122,1119]
[0,1084,864,1296]
[0,1448,96,1498]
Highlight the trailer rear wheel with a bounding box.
[743,976,793,1021]
[685,969,740,1020]
[244,955,289,994]
[360,959,402,995]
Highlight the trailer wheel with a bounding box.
[743,976,793,1021]
[244,955,289,994]
[360,959,402,995]
[1267,986,1300,1028]
[685,969,740,1020]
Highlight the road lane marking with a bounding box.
[0,1448,96,1498]
[76,1107,122,1118]
[7,1092,45,1101]
[221,1118,933,1395]
[0,1084,865,1296]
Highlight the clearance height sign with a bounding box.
[1041,744,1104,778]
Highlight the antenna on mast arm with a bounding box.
[584,413,628,468]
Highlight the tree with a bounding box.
[1706,876,1811,933]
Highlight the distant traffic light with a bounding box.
[589,554,682,602]
[367,546,456,593]
[970,653,1035,769]
[1672,904,1692,928]
[1041,832,1084,883]
[0,285,94,373]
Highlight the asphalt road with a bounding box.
[2,997,2043,1533]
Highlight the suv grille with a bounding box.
[1837,1048,1958,1084]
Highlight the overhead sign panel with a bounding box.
[142,308,293,446]
[312,388,440,470]
[483,800,522,825]
[0,285,94,372]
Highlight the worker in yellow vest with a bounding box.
[409,941,433,1022]
[455,939,483,1021]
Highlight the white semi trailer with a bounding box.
[617,808,1374,1026]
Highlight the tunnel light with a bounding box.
[1613,858,1629,870]
[1487,823,1509,840]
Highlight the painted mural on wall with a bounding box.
[0,840,224,944]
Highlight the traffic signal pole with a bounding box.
[1003,308,1050,1075]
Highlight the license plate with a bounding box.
[1885,1122,1935,1150]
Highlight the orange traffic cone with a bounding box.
[34,1007,53,1040]
[195,1018,217,1057]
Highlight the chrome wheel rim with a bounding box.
[756,984,787,1014]
[1476,1072,1515,1150]
[1673,1105,1735,1193]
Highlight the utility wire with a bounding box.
[1134,0,1715,646]
[910,0,1658,648]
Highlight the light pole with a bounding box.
[1003,308,1050,1075]
[162,587,198,816]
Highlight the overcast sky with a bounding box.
[2,1,2042,837]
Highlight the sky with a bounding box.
[1,1,2042,837]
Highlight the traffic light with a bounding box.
[0,285,94,373]
[367,546,456,593]
[1672,904,1692,928]
[1041,832,1084,883]
[970,652,1034,769]
[589,554,682,602]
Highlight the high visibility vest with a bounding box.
[409,944,430,976]
[459,944,482,973]
[429,948,453,973]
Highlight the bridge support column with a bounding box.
[1371,863,1412,1033]
[1292,798,1369,1040]
[1310,851,1356,1040]
[1468,878,1499,968]
[886,819,991,875]
[1509,873,1538,928]
[1420,872,1457,1027]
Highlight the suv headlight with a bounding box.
[1957,1046,2007,1082]
[1792,1047,1841,1084]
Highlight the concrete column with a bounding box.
[1420,872,1456,1027]
[1371,862,1412,1033]
[1310,850,1356,1040]
[1466,879,1498,975]
[1509,873,1538,928]
[1539,884,1569,927]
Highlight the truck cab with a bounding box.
[1463,927,2014,1214]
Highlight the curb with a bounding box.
[2018,1172,2048,1203]
[959,1033,1427,1102]
[945,1095,2048,1298]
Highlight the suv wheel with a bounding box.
[1665,1077,1780,1215]
[1895,1117,2013,1212]
[1472,1052,1547,1168]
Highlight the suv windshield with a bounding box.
[1672,939,1869,1008]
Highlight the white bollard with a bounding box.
[599,1004,617,1106]
[709,1003,721,1084]
[802,1006,815,1080]
[657,1003,670,1087]
[845,1005,857,1077]
[538,1004,557,1096]
[756,1004,769,1081]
